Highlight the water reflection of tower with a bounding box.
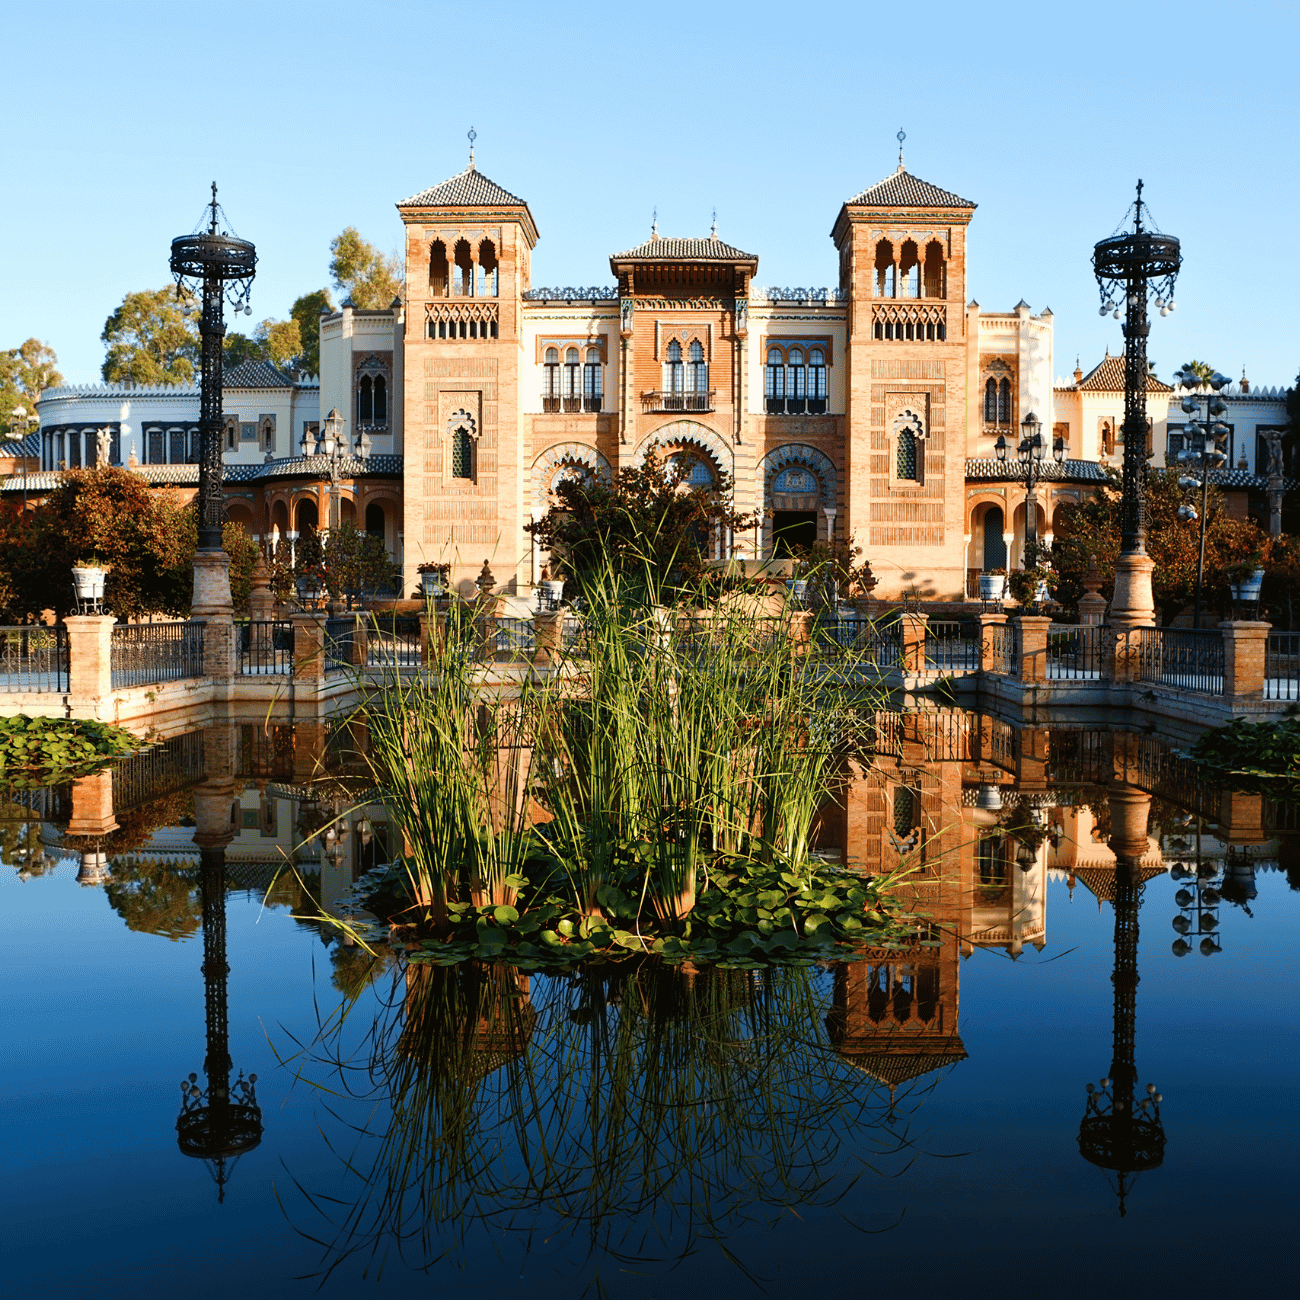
[175,735,262,1201]
[1076,784,1165,1216]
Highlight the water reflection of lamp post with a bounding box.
[1076,788,1165,1216]
[177,767,262,1202]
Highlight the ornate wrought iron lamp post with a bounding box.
[1171,365,1231,628]
[170,185,256,615]
[994,411,1065,560]
[300,405,371,535]
[1076,786,1166,1216]
[1092,182,1181,628]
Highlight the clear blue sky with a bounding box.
[3,0,1296,389]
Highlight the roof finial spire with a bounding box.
[209,181,218,234]
[710,207,717,239]
[651,206,658,240]
[467,126,477,170]
[1134,178,1144,233]
[897,128,906,171]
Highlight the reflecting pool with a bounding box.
[1,711,1296,1297]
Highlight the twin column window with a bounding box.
[544,346,603,412]
[765,346,827,414]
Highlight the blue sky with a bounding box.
[2,0,1296,389]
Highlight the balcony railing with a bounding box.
[111,622,204,689]
[0,625,68,693]
[641,391,715,413]
[542,396,603,414]
[765,397,828,416]
[1135,628,1224,694]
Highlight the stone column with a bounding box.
[1109,554,1157,630]
[247,552,275,620]
[199,618,236,681]
[1014,614,1053,685]
[979,611,1008,673]
[64,614,114,712]
[533,609,561,666]
[900,611,929,673]
[1220,620,1270,701]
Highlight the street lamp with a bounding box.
[994,410,1065,562]
[300,406,371,534]
[1172,365,1231,629]
[8,404,34,513]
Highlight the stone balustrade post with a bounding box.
[1220,620,1270,701]
[788,609,814,657]
[900,611,929,673]
[979,612,1008,673]
[64,615,114,710]
[292,612,326,682]
[533,609,561,666]
[350,611,369,669]
[1014,615,1052,685]
[198,616,235,680]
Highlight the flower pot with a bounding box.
[1230,568,1264,603]
[541,579,565,606]
[71,567,106,603]
[420,571,445,599]
[979,573,1006,601]
[787,579,809,604]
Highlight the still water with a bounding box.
[1,713,1296,1298]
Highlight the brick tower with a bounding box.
[396,152,538,593]
[832,162,976,599]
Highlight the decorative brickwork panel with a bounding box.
[870,526,945,547]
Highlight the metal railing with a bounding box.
[367,614,421,669]
[1135,627,1224,694]
[1265,631,1300,700]
[989,623,1014,675]
[1046,624,1108,680]
[493,616,535,658]
[641,391,715,413]
[110,622,204,688]
[238,621,293,675]
[0,625,68,692]
[764,397,828,416]
[324,617,355,674]
[925,620,979,670]
[812,614,903,667]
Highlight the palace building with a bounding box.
[18,152,1292,599]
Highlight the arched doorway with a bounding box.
[296,499,318,537]
[983,506,1007,570]
[365,502,385,539]
[770,464,820,555]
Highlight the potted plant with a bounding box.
[417,561,451,600]
[1227,553,1265,603]
[71,556,109,606]
[1008,564,1055,609]
[538,565,565,608]
[979,567,1007,601]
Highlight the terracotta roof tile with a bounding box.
[611,235,757,262]
[398,166,527,207]
[846,168,976,209]
[1077,353,1173,393]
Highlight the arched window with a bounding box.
[924,241,944,298]
[875,239,895,298]
[896,427,917,480]
[688,341,708,400]
[477,238,498,297]
[373,375,386,422]
[543,347,560,412]
[450,417,474,480]
[809,348,827,413]
[583,347,602,412]
[563,347,581,411]
[998,379,1012,425]
[786,347,806,414]
[665,340,684,394]
[666,452,714,488]
[773,465,817,496]
[765,346,785,413]
[359,375,373,421]
[984,378,998,424]
[365,502,385,538]
[453,239,473,296]
[429,240,448,296]
[900,241,920,298]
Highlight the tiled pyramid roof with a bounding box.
[611,235,758,262]
[1077,352,1173,393]
[846,167,976,209]
[398,165,527,207]
[223,359,295,389]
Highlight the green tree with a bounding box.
[0,339,62,427]
[101,288,198,385]
[526,447,757,602]
[290,290,332,376]
[223,331,268,367]
[318,521,398,605]
[329,228,403,310]
[1178,360,1214,384]
[255,317,303,370]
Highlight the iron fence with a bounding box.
[812,614,903,667]
[989,623,1014,675]
[324,617,356,673]
[110,622,204,688]
[0,625,68,692]
[1265,631,1300,700]
[1045,624,1108,680]
[238,621,293,675]
[366,614,422,669]
[112,730,205,814]
[1135,627,1224,694]
[925,620,980,671]
[493,616,536,658]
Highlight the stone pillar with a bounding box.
[1220,620,1270,701]
[788,609,814,657]
[419,604,447,667]
[67,770,118,838]
[64,614,114,709]
[191,548,233,619]
[979,611,1008,673]
[198,617,236,680]
[900,611,929,673]
[350,612,368,669]
[1014,614,1052,685]
[292,612,326,682]
[533,609,561,666]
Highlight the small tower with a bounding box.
[396,138,539,594]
